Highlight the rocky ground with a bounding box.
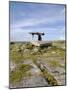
[9,41,66,88]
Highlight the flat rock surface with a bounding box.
[10,41,66,88]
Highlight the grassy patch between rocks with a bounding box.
[33,60,58,86]
[42,70,58,86]
[10,64,32,84]
[49,60,64,68]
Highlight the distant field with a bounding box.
[9,40,66,88]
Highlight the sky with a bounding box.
[10,1,66,41]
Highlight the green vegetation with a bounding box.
[49,60,64,68]
[49,60,60,67]
[10,64,32,84]
[18,64,33,72]
[10,70,22,83]
[33,60,58,86]
[10,41,65,87]
[26,43,34,50]
[10,51,23,63]
[10,41,65,64]
[42,70,58,86]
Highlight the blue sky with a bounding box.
[10,1,65,41]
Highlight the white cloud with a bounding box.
[10,4,65,41]
[59,36,65,40]
[11,5,65,30]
